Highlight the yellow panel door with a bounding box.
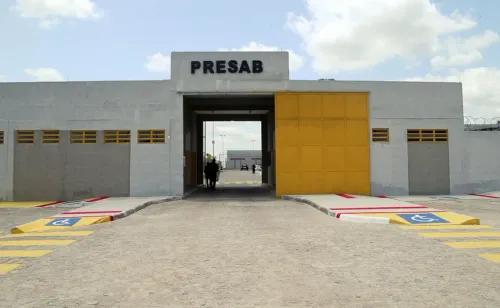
[275,92,370,196]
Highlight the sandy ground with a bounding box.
[1,191,499,307]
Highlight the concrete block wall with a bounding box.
[0,80,183,200]
[0,120,13,200]
[176,79,465,195]
[463,131,500,193]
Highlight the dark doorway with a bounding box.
[183,95,275,196]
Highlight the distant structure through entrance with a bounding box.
[225,150,262,169]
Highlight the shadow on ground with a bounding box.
[187,184,276,202]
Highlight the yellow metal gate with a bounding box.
[275,92,370,195]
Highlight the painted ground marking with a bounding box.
[0,264,21,274]
[400,225,492,230]
[46,217,81,227]
[479,253,500,263]
[0,250,52,257]
[399,213,449,224]
[444,241,500,249]
[0,240,75,246]
[1,231,94,238]
[420,231,500,238]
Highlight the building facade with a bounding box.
[225,150,262,170]
[1,51,499,200]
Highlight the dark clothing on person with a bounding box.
[252,164,256,174]
[205,160,219,190]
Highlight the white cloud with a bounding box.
[0,75,6,82]
[24,67,65,81]
[145,52,171,76]
[220,41,305,72]
[431,30,499,68]
[407,67,500,118]
[13,0,101,28]
[287,0,476,74]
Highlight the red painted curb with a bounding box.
[330,205,428,211]
[61,210,122,215]
[35,201,63,208]
[470,193,500,199]
[376,195,388,198]
[336,193,355,199]
[84,196,109,202]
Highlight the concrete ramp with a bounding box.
[10,196,179,234]
[284,194,479,225]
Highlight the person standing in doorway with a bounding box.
[208,159,219,190]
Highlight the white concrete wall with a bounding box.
[0,80,183,199]
[0,119,14,200]
[1,64,472,198]
[463,131,500,193]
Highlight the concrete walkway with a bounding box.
[54,196,179,220]
[284,194,479,225]
[11,196,178,233]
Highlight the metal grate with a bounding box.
[407,129,448,142]
[137,129,165,144]
[70,130,97,144]
[0,130,4,144]
[16,130,35,144]
[104,130,130,144]
[42,130,60,144]
[372,128,389,142]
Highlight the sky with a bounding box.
[1,0,500,156]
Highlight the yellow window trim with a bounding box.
[70,130,97,144]
[407,129,448,142]
[138,129,165,144]
[16,130,35,144]
[372,128,389,142]
[42,130,60,144]
[104,130,131,144]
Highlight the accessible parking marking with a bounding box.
[400,225,492,230]
[0,250,52,257]
[444,241,500,249]
[0,264,21,275]
[0,240,75,246]
[1,231,94,238]
[419,231,500,238]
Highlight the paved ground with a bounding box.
[218,169,262,185]
[0,208,61,234]
[421,198,500,227]
[1,189,500,307]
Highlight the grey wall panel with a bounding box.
[14,131,130,201]
[408,142,450,195]
[14,131,65,200]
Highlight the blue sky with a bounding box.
[1,0,499,154]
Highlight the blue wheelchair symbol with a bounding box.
[399,213,448,224]
[46,217,81,226]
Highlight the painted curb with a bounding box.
[10,196,181,234]
[337,214,390,224]
[111,196,181,220]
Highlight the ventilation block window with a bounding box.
[0,131,4,144]
[372,128,389,142]
[42,130,60,144]
[16,130,35,144]
[407,129,448,142]
[138,129,165,144]
[70,130,97,144]
[104,130,131,144]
